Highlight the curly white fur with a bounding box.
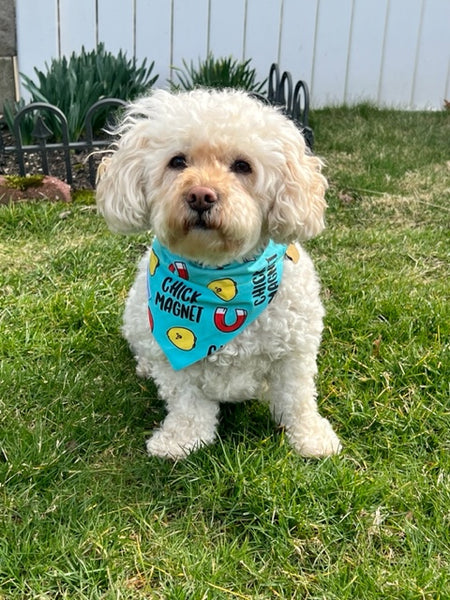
[96,89,341,459]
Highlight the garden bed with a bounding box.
[0,127,106,191]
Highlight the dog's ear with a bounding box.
[96,137,151,234]
[267,130,327,243]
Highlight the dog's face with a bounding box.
[96,89,327,265]
[149,137,266,265]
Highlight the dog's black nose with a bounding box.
[186,186,218,213]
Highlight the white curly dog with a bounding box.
[96,89,341,460]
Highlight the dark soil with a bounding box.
[0,125,114,190]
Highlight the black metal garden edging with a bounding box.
[0,64,313,188]
[0,98,127,187]
[268,63,313,149]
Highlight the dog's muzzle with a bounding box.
[185,186,218,229]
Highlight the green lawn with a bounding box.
[1,106,449,599]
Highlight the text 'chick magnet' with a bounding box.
[147,239,289,370]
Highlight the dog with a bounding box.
[96,88,341,460]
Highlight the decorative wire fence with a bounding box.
[0,64,313,189]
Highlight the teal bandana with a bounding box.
[147,238,290,370]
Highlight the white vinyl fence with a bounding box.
[15,0,450,110]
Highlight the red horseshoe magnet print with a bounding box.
[169,261,189,280]
[147,307,154,332]
[213,307,248,332]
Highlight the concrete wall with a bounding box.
[0,0,17,112]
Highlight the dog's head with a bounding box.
[96,89,327,265]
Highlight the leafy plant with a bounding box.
[4,43,158,142]
[2,97,33,144]
[170,54,266,93]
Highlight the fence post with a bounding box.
[0,0,18,112]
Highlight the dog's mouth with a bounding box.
[168,209,250,265]
[185,211,220,232]
[193,216,214,230]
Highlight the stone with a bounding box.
[0,0,16,56]
[0,175,72,204]
[0,56,16,109]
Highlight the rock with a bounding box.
[0,175,71,204]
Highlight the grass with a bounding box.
[1,106,449,599]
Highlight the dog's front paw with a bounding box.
[287,416,342,458]
[146,432,196,459]
[146,425,216,460]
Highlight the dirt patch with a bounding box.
[0,126,112,191]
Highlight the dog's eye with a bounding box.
[168,155,187,170]
[231,159,252,175]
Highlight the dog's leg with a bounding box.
[146,391,219,459]
[268,357,341,457]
